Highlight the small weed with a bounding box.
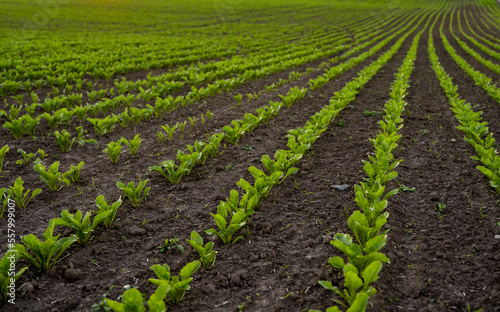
[363,110,381,116]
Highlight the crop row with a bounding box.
[314,15,427,312]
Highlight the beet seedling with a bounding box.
[121,134,142,155]
[54,129,75,153]
[15,223,77,272]
[0,145,9,173]
[105,285,171,312]
[157,237,184,253]
[0,251,28,302]
[158,124,178,142]
[6,177,42,209]
[49,209,107,245]
[318,261,382,311]
[3,118,24,139]
[187,231,216,269]
[206,205,247,244]
[16,148,35,165]
[149,160,192,184]
[68,161,84,183]
[234,93,243,106]
[103,139,123,164]
[76,126,97,146]
[0,189,10,218]
[33,161,72,192]
[116,179,150,208]
[95,195,122,228]
[148,261,201,305]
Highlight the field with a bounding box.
[0,0,499,311]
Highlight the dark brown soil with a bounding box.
[0,5,499,312]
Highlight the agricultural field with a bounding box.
[0,0,499,311]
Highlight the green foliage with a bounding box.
[187,231,216,269]
[234,93,243,106]
[149,151,200,184]
[148,261,201,305]
[3,118,24,139]
[0,189,10,218]
[0,145,9,173]
[0,251,28,302]
[15,223,77,272]
[158,238,184,254]
[106,288,146,312]
[176,121,187,133]
[428,20,500,195]
[16,148,35,165]
[103,140,123,164]
[68,161,84,183]
[33,161,72,192]
[6,177,42,209]
[54,129,75,153]
[121,135,142,155]
[95,195,123,228]
[104,284,170,312]
[49,209,106,245]
[116,179,150,208]
[223,120,246,144]
[278,86,307,107]
[76,126,98,146]
[37,148,47,159]
[206,205,247,244]
[157,124,177,143]
[88,115,118,137]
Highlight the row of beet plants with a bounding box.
[314,23,424,312]
[429,22,500,195]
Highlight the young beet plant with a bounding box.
[148,260,201,305]
[94,195,122,228]
[0,145,9,173]
[68,161,84,183]
[116,179,150,208]
[206,205,247,244]
[33,161,72,192]
[0,189,10,218]
[6,177,42,209]
[105,284,170,312]
[103,139,123,164]
[187,231,216,269]
[54,129,75,153]
[121,134,142,155]
[15,223,77,273]
[0,251,28,302]
[49,209,106,245]
[76,126,97,147]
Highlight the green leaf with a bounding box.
[180,261,201,280]
[363,234,387,254]
[346,292,368,312]
[361,261,382,289]
[328,256,346,269]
